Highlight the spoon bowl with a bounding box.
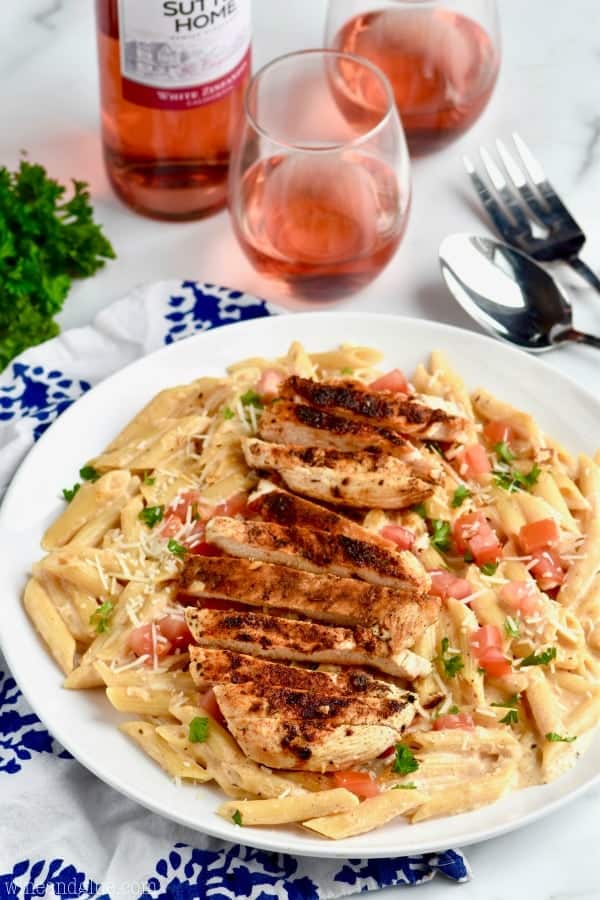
[439,234,600,352]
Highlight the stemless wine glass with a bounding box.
[228,50,411,302]
[326,0,501,155]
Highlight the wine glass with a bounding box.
[228,49,411,302]
[326,0,501,155]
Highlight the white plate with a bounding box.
[1,312,599,859]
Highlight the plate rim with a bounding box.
[2,309,600,858]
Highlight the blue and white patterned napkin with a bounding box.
[0,281,470,897]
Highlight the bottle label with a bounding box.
[117,0,251,110]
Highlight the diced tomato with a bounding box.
[470,624,502,657]
[161,513,184,538]
[128,623,172,660]
[380,524,414,551]
[499,581,542,616]
[453,511,502,565]
[257,368,284,401]
[167,490,203,523]
[198,687,225,725]
[519,518,560,554]
[433,712,474,731]
[457,443,492,479]
[333,770,381,798]
[530,550,565,591]
[483,419,515,446]
[214,491,247,518]
[429,570,472,601]
[370,369,410,394]
[188,540,222,557]
[470,625,511,677]
[158,615,194,651]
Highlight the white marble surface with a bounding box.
[2,0,600,897]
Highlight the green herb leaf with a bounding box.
[412,503,427,519]
[167,538,187,558]
[188,716,209,743]
[437,637,464,679]
[503,617,520,639]
[451,485,471,508]
[138,505,164,528]
[240,389,263,409]
[494,463,542,494]
[222,406,235,420]
[480,561,499,576]
[491,694,521,709]
[545,732,577,743]
[62,483,80,502]
[393,782,417,790]
[0,159,115,369]
[518,647,557,668]
[494,441,515,464]
[79,465,100,483]
[430,519,452,553]
[392,743,420,775]
[500,709,519,726]
[143,472,156,485]
[448,705,460,715]
[90,600,114,634]
[232,809,243,826]
[463,550,475,563]
[477,666,486,675]
[340,367,354,375]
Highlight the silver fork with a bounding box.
[464,133,600,293]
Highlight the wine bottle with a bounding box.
[95,0,251,220]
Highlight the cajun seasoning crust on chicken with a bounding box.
[213,681,416,771]
[185,607,432,679]
[282,376,470,441]
[246,483,398,550]
[181,557,439,651]
[204,516,430,591]
[242,438,435,509]
[189,647,404,698]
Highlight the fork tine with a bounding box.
[463,155,520,241]
[479,147,530,231]
[512,132,580,226]
[495,138,550,226]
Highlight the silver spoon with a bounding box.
[439,233,600,352]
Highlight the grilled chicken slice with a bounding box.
[189,646,404,698]
[242,438,435,509]
[258,400,441,478]
[181,556,439,651]
[185,607,431,679]
[246,482,397,550]
[282,376,470,441]
[204,516,429,591]
[213,681,416,771]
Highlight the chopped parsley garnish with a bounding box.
[222,406,235,420]
[340,367,354,375]
[138,505,164,528]
[480,561,499,576]
[491,694,521,709]
[430,519,452,552]
[143,472,155,485]
[500,709,519,726]
[477,666,486,675]
[412,502,427,519]
[393,782,417,790]
[188,716,209,743]
[546,732,577,743]
[504,617,520,639]
[437,637,464,679]
[90,600,114,634]
[518,646,557,668]
[240,389,263,409]
[448,705,460,715]
[463,550,475,563]
[494,441,515,465]
[451,485,471,508]
[392,743,420,775]
[62,483,80,502]
[232,809,243,826]
[494,463,541,494]
[167,538,188,558]
[79,465,100,483]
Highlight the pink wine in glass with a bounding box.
[233,153,408,300]
[335,8,499,153]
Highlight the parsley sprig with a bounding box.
[437,637,464,678]
[494,463,541,493]
[90,601,114,634]
[451,485,470,508]
[167,538,188,558]
[491,694,521,726]
[138,505,164,528]
[392,743,420,775]
[546,732,577,743]
[188,716,209,743]
[240,389,263,409]
[430,519,452,553]
[518,647,557,668]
